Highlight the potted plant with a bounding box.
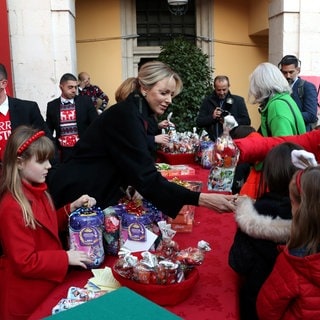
[158,37,213,132]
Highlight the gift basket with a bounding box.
[69,206,105,268]
[112,222,211,306]
[157,113,200,164]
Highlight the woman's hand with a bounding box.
[67,250,93,269]
[155,133,170,144]
[198,193,237,213]
[70,194,96,212]
[158,120,174,129]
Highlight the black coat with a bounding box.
[196,91,251,141]
[48,92,199,218]
[228,194,292,320]
[9,96,53,138]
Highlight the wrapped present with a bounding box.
[69,206,105,268]
[156,163,196,177]
[166,179,202,232]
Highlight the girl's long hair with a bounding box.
[288,167,320,254]
[259,142,303,196]
[0,126,55,229]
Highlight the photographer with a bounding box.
[196,75,251,141]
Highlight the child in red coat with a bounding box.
[0,126,96,320]
[257,165,320,319]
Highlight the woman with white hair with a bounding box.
[249,62,306,137]
[239,62,306,199]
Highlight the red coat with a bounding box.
[0,181,70,320]
[235,129,320,164]
[257,247,320,320]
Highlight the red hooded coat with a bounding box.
[257,247,320,320]
[0,181,69,320]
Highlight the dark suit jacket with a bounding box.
[9,96,53,136]
[291,77,318,131]
[46,95,98,147]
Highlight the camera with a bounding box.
[217,108,230,119]
[221,110,230,118]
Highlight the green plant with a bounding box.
[158,37,213,132]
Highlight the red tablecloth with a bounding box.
[29,164,240,320]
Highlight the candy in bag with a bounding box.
[208,121,239,192]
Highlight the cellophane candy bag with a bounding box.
[208,119,240,193]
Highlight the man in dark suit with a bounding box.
[0,63,56,161]
[278,55,318,131]
[46,73,98,162]
[196,75,251,141]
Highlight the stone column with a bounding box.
[269,0,320,77]
[7,0,77,115]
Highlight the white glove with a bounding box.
[291,149,317,169]
[223,115,238,130]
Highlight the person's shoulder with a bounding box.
[230,93,245,101]
[47,97,60,104]
[92,84,102,90]
[9,96,39,106]
[46,98,60,110]
[204,92,214,100]
[267,93,290,110]
[75,94,92,104]
[106,94,140,116]
[301,78,317,90]
[8,97,39,109]
[0,192,20,213]
[200,92,215,104]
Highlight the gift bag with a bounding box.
[208,122,239,193]
[103,197,163,255]
[69,206,105,268]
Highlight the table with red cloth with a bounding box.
[29,164,240,320]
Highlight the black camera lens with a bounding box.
[221,110,230,117]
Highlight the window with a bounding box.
[136,0,196,46]
[120,0,213,78]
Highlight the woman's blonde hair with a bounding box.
[288,167,320,254]
[138,61,183,97]
[0,125,55,229]
[248,62,292,104]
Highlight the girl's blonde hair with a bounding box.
[288,167,320,254]
[0,125,55,229]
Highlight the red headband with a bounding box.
[17,131,45,156]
